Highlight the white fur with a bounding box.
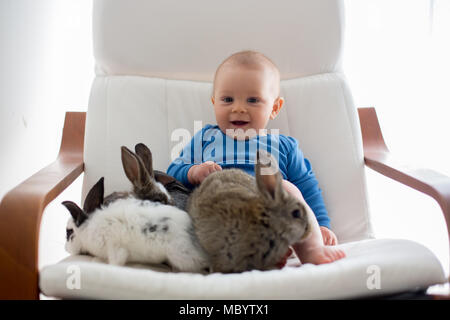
[65,197,209,272]
[155,181,171,200]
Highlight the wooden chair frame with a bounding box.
[0,108,449,299]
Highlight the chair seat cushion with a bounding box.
[39,238,445,299]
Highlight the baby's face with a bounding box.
[212,64,283,139]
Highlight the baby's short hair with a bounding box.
[213,50,281,97]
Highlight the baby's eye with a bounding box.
[222,97,233,103]
[247,97,259,103]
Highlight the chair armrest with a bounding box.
[0,112,86,299]
[358,107,450,261]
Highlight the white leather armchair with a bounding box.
[1,0,448,299]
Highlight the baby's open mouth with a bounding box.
[230,121,249,126]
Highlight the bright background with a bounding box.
[343,0,450,279]
[0,0,448,296]
[0,0,94,280]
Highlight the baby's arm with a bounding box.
[281,136,338,246]
[167,125,222,187]
[166,155,195,188]
[283,137,331,229]
[283,179,338,245]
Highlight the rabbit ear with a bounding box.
[134,143,154,178]
[154,170,176,185]
[121,146,153,190]
[155,170,191,193]
[83,177,104,214]
[62,201,88,227]
[255,149,283,199]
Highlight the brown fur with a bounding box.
[187,151,311,273]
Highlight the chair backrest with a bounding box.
[83,0,373,243]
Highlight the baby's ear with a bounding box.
[211,96,215,105]
[270,97,284,120]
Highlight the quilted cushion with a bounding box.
[39,239,446,299]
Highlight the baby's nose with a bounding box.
[231,104,247,113]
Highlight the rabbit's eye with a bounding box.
[291,209,301,218]
[66,228,74,241]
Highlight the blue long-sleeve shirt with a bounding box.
[167,124,331,228]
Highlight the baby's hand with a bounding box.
[188,161,222,185]
[320,226,338,246]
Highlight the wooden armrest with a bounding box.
[0,112,86,299]
[358,107,450,267]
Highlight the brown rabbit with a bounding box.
[187,150,311,273]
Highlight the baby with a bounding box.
[167,50,345,265]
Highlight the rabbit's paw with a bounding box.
[107,246,129,266]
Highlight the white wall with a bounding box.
[0,0,94,199]
[344,0,450,280]
[0,1,94,296]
